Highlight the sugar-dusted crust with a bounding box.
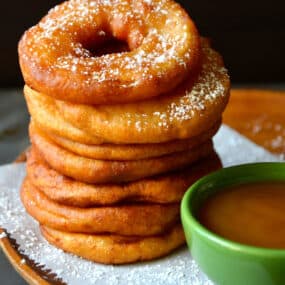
[19,0,200,105]
[24,40,229,144]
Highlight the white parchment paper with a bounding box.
[0,125,283,285]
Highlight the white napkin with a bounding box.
[0,125,283,285]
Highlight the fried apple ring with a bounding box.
[27,147,221,206]
[30,124,213,184]
[21,178,180,236]
[24,91,104,144]
[23,39,229,144]
[19,0,200,105]
[32,120,220,161]
[40,223,185,264]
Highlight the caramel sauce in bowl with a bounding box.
[198,182,285,249]
[181,162,285,285]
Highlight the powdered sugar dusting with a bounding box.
[166,43,228,123]
[0,128,283,284]
[245,115,285,153]
[20,0,195,96]
[52,42,229,141]
[139,41,229,132]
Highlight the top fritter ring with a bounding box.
[18,0,200,105]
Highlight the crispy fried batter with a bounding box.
[30,124,213,184]
[24,89,103,144]
[24,40,229,144]
[19,0,200,105]
[27,147,221,206]
[37,120,220,160]
[41,223,185,264]
[18,0,230,265]
[21,178,180,236]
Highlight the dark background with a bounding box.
[0,0,284,87]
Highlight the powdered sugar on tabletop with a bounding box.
[0,125,283,285]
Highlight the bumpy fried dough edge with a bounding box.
[19,0,200,105]
[41,223,185,264]
[27,147,222,206]
[21,178,180,236]
[30,124,214,184]
[24,39,229,144]
[36,120,220,160]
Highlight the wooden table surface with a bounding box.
[0,88,285,285]
[224,89,285,156]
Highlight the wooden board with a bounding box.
[223,89,285,155]
[0,88,285,285]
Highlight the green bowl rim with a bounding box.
[181,162,285,257]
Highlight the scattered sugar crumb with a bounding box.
[271,135,283,149]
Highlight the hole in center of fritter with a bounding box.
[81,34,130,57]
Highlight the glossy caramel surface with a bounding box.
[198,182,285,248]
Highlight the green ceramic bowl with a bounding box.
[181,162,285,285]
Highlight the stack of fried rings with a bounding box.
[19,0,230,264]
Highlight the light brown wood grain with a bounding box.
[223,89,285,155]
